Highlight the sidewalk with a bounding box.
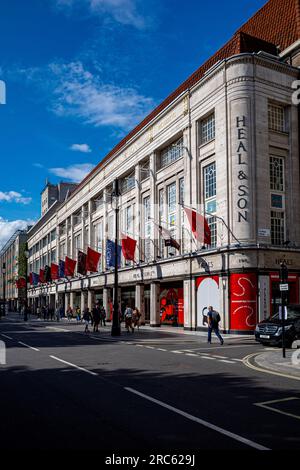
[2,312,254,340]
[253,348,300,379]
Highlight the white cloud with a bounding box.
[50,61,155,130]
[0,218,35,249]
[70,143,92,153]
[12,61,155,132]
[49,163,95,182]
[55,0,145,29]
[0,191,32,205]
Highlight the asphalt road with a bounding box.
[1,313,300,452]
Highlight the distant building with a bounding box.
[0,230,29,311]
[41,181,78,216]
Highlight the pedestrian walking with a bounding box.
[124,305,134,333]
[76,306,81,324]
[100,305,106,327]
[36,306,41,319]
[92,305,100,333]
[83,308,91,333]
[207,306,224,345]
[67,306,73,322]
[133,307,141,330]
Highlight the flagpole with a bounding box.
[111,179,121,336]
[179,203,241,246]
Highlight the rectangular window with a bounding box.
[268,104,286,133]
[51,249,56,263]
[270,156,284,192]
[200,113,215,145]
[59,243,66,260]
[121,173,135,193]
[160,136,184,169]
[179,178,185,253]
[159,189,165,258]
[271,211,285,246]
[50,229,56,242]
[204,162,217,248]
[167,182,177,256]
[143,197,151,262]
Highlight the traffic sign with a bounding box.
[279,283,289,291]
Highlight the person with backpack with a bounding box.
[92,305,101,333]
[100,305,106,327]
[207,306,224,345]
[124,305,134,333]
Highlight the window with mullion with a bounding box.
[271,211,285,246]
[167,182,177,256]
[201,113,215,145]
[204,162,217,248]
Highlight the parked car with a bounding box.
[255,305,300,348]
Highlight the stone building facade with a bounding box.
[0,230,29,311]
[26,0,300,333]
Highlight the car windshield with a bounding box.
[272,306,300,321]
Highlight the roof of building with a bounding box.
[52,0,300,204]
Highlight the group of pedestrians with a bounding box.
[123,305,141,333]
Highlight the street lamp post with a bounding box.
[111,178,121,337]
[2,262,6,316]
[24,244,30,320]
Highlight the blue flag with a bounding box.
[106,239,121,269]
[59,259,65,278]
[32,272,39,286]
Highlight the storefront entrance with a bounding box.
[160,282,184,327]
[270,273,299,316]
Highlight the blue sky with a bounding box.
[0,0,266,247]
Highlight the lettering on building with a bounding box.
[236,116,249,224]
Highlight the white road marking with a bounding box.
[49,356,98,376]
[46,327,70,332]
[125,387,270,451]
[186,353,199,357]
[254,397,300,421]
[18,341,39,352]
[211,355,229,359]
[171,351,184,354]
[145,346,155,349]
[199,356,216,360]
[157,348,167,352]
[1,334,13,340]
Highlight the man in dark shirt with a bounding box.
[207,306,224,345]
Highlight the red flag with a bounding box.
[184,206,211,245]
[65,256,77,277]
[86,247,101,272]
[39,269,45,284]
[51,263,59,280]
[29,273,33,285]
[121,234,137,261]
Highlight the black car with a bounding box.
[255,305,300,348]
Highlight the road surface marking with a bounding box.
[49,356,98,376]
[211,355,229,359]
[18,341,40,352]
[254,397,300,421]
[46,327,70,332]
[145,346,155,349]
[1,334,13,340]
[199,356,216,360]
[125,387,270,451]
[171,351,184,354]
[243,353,300,382]
[185,353,199,357]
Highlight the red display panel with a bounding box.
[230,273,257,330]
[160,287,184,326]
